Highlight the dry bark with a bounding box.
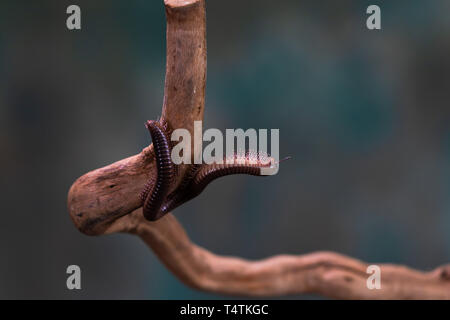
[105,209,450,299]
[67,0,450,299]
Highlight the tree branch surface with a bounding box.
[67,0,450,299]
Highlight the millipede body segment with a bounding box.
[141,120,175,221]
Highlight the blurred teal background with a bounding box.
[0,0,449,298]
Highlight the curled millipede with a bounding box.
[141,120,175,221]
[141,120,289,221]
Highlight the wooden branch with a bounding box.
[105,209,450,299]
[67,0,450,299]
[67,0,206,235]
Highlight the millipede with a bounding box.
[141,120,289,221]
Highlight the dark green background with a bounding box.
[0,0,449,298]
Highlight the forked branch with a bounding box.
[67,0,450,299]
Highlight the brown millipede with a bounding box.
[141,120,290,221]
